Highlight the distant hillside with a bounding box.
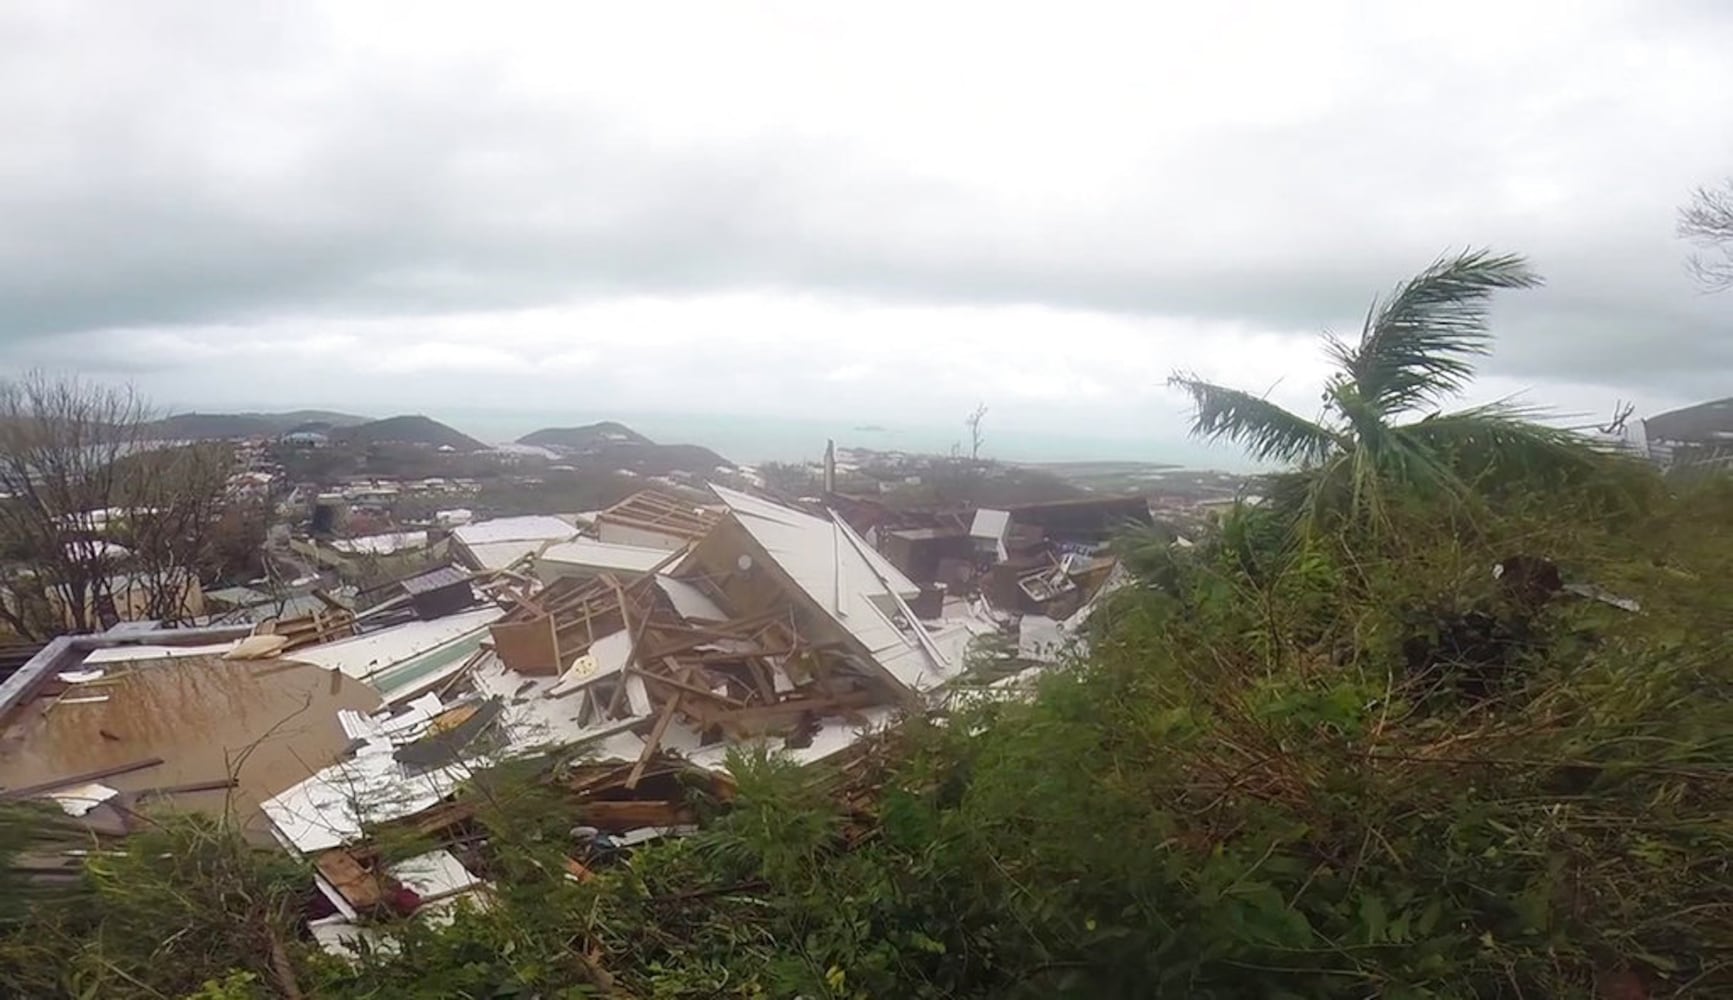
[334,415,487,451]
[517,421,653,451]
[519,421,732,474]
[144,410,369,440]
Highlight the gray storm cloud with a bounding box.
[0,0,1728,426]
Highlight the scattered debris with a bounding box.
[47,781,120,817]
[4,477,1127,956]
[1562,582,1642,613]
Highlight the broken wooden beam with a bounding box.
[0,757,166,801]
[576,799,695,830]
[316,849,384,910]
[704,690,883,735]
[626,675,686,790]
[134,778,240,799]
[631,664,748,708]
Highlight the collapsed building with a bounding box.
[0,483,1134,951]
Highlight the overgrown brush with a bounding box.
[897,475,1733,997]
[4,477,1731,998]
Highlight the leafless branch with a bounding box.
[1680,179,1733,292]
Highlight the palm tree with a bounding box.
[1170,249,1597,529]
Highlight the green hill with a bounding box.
[518,421,654,451]
[143,409,368,440]
[333,414,487,451]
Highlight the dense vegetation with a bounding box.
[4,253,1730,997]
[3,465,1730,998]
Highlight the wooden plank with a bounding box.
[564,857,597,883]
[134,778,239,799]
[632,664,747,708]
[0,757,166,801]
[603,575,632,648]
[352,799,478,860]
[310,588,348,612]
[626,677,684,790]
[746,657,778,702]
[316,849,383,910]
[490,617,562,674]
[605,594,660,719]
[577,799,694,830]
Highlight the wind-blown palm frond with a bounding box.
[1396,402,1601,492]
[1169,374,1341,465]
[1328,250,1540,417]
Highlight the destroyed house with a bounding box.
[1642,396,1733,468]
[400,565,477,620]
[680,486,955,698]
[450,515,579,571]
[592,489,719,550]
[1000,495,1153,544]
[961,496,1147,619]
[533,537,674,584]
[0,481,1029,954]
[878,526,975,591]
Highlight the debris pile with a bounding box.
[4,483,1113,957]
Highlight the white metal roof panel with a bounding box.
[291,607,503,682]
[461,540,549,570]
[708,485,950,694]
[330,531,429,555]
[538,538,669,574]
[453,516,577,546]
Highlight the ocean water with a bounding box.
[430,407,1246,470]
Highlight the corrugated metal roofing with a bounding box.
[400,565,471,595]
[291,607,503,683]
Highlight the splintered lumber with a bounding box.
[746,658,777,702]
[489,616,561,674]
[349,799,479,862]
[603,590,659,719]
[134,778,239,799]
[594,489,718,542]
[564,857,597,883]
[577,799,694,831]
[633,667,746,708]
[311,588,348,612]
[626,674,687,790]
[316,849,384,909]
[705,689,882,735]
[0,757,166,801]
[267,606,358,651]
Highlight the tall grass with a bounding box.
[3,474,1731,997]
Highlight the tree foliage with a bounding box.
[6,472,1730,998]
[1171,250,1606,533]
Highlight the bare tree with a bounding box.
[1596,400,1636,437]
[965,403,988,463]
[115,442,239,624]
[1680,179,1733,291]
[0,372,240,638]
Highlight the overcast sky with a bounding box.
[1,1,1729,461]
